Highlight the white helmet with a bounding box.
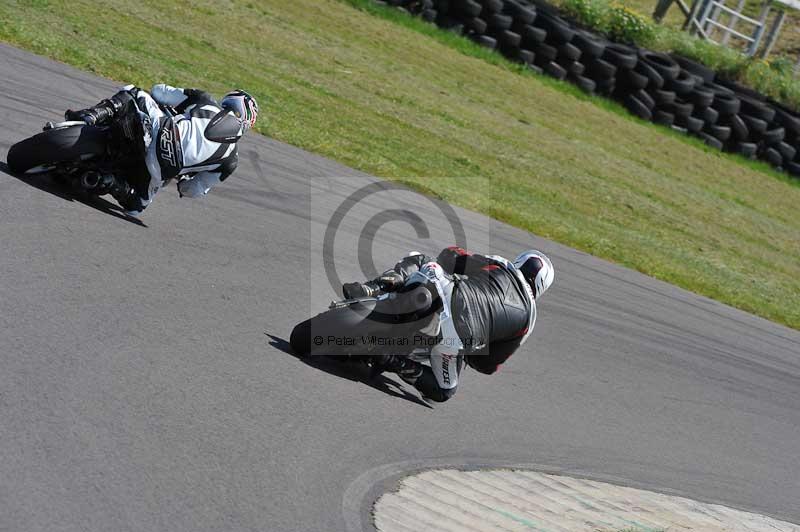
[513,250,554,299]
[220,89,259,132]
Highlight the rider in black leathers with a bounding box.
[343,246,554,402]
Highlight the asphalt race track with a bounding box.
[1,43,799,532]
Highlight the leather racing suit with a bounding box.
[369,246,537,402]
[81,84,241,215]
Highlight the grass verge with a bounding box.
[619,0,800,67]
[556,0,800,110]
[1,0,799,328]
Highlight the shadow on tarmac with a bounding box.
[266,333,433,409]
[0,161,147,227]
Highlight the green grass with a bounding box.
[1,0,799,329]
[621,0,800,62]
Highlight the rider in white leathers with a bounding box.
[65,84,259,215]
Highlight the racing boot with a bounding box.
[65,91,134,126]
[342,281,381,300]
[79,171,144,216]
[65,99,117,126]
[342,271,403,299]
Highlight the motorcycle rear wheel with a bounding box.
[7,125,108,174]
[290,301,378,358]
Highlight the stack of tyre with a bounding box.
[613,51,800,173]
[374,0,800,176]
[377,0,610,93]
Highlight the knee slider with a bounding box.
[426,386,457,403]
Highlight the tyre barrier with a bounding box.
[372,0,800,177]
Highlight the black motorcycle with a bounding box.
[290,281,440,368]
[6,105,172,198]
